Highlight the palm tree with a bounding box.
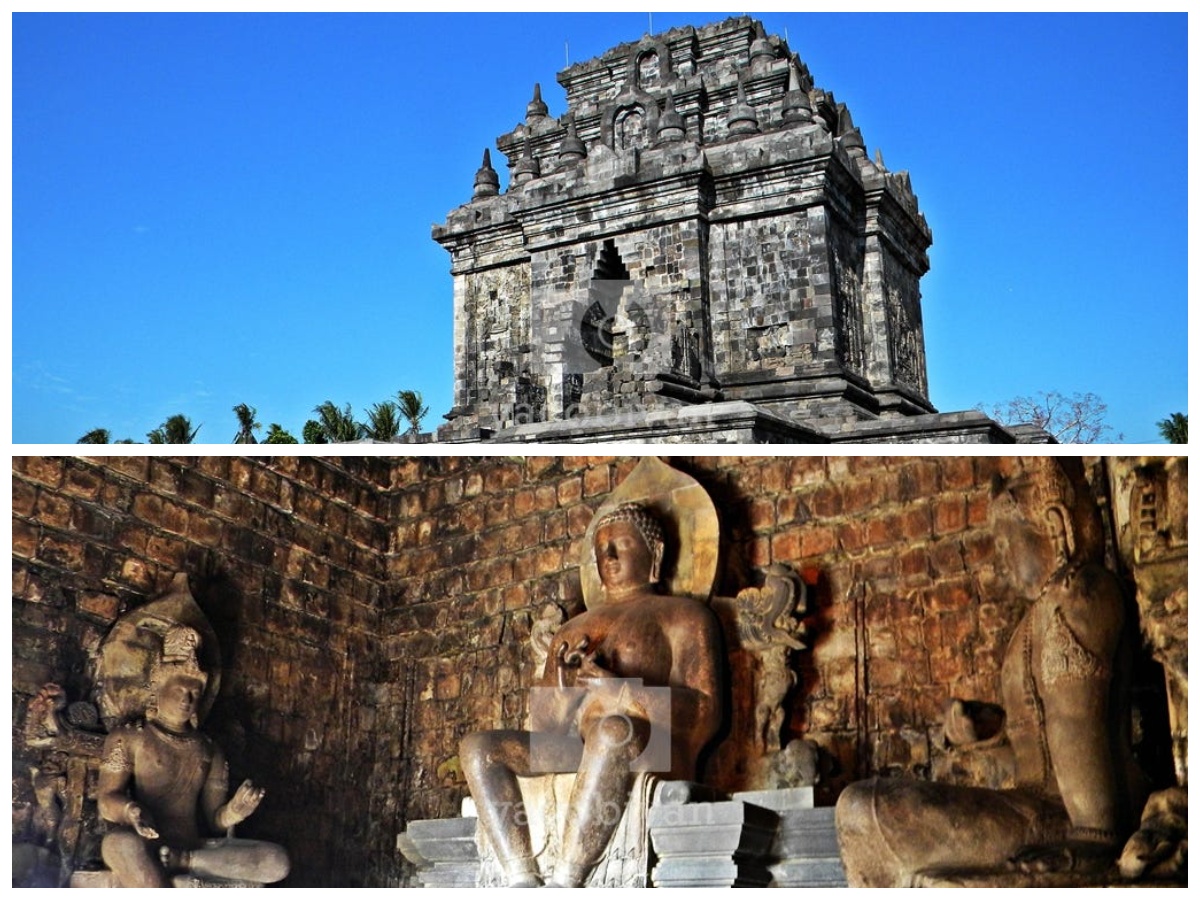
[147,414,200,444]
[77,428,112,444]
[263,423,299,444]
[363,401,402,441]
[302,420,326,444]
[396,389,429,435]
[310,401,364,443]
[232,403,261,443]
[1156,412,1187,444]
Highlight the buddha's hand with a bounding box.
[577,651,615,681]
[126,803,160,840]
[223,780,266,826]
[558,636,591,668]
[1010,839,1115,875]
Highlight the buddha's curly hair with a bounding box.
[595,502,665,559]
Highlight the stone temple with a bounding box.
[434,17,1046,444]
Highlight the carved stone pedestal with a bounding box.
[396,817,480,888]
[402,785,846,888]
[732,786,847,887]
[648,782,778,888]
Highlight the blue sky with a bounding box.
[12,11,1187,444]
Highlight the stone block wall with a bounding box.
[709,211,829,376]
[11,456,398,886]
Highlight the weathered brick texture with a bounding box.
[11,455,1174,885]
[12,456,395,887]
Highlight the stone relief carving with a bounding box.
[1106,457,1187,786]
[1104,458,1187,886]
[461,458,724,887]
[835,459,1149,887]
[529,603,567,676]
[750,323,790,360]
[615,106,647,151]
[833,249,865,372]
[669,316,702,381]
[19,574,290,888]
[708,565,811,792]
[886,285,924,391]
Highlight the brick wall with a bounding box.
[11,454,1173,886]
[12,456,396,886]
[382,454,1049,822]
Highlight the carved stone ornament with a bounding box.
[835,458,1151,888]
[21,573,289,888]
[95,572,222,731]
[579,455,719,609]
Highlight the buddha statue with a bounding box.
[835,459,1147,886]
[461,501,724,887]
[96,625,290,887]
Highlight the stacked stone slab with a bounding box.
[433,16,1046,444]
[399,783,847,888]
[732,788,848,887]
[396,818,480,889]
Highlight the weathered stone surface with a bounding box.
[433,17,1046,444]
[12,455,1183,887]
[648,797,778,887]
[835,458,1156,888]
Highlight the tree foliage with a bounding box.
[70,387,435,443]
[77,428,112,444]
[232,403,261,444]
[1156,412,1187,444]
[147,414,200,444]
[310,401,364,443]
[364,402,402,441]
[263,423,298,444]
[396,389,429,435]
[980,391,1121,443]
[302,420,326,444]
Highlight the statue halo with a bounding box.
[580,457,719,608]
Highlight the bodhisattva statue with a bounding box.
[97,625,290,887]
[836,460,1147,886]
[461,502,724,887]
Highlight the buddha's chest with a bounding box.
[131,729,212,801]
[557,606,674,683]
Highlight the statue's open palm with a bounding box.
[225,780,265,825]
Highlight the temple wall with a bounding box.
[11,456,398,886]
[11,455,1181,886]
[709,211,832,375]
[380,455,1054,822]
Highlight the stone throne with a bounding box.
[20,574,288,888]
[399,458,843,887]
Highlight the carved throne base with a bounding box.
[400,782,847,888]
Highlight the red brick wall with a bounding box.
[382,455,1043,818]
[12,455,1167,885]
[12,456,396,886]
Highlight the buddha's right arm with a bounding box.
[96,733,137,825]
